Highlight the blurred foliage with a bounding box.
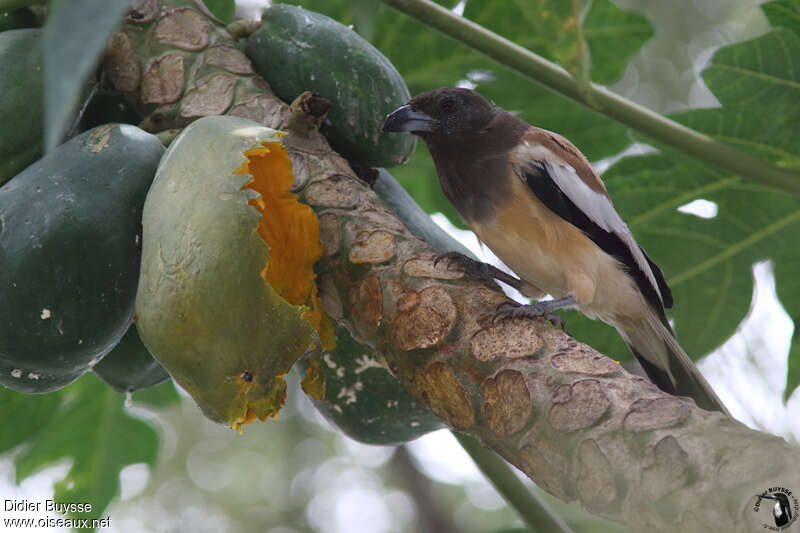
[0,375,177,523]
[99,377,552,533]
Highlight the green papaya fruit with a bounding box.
[0,28,43,185]
[0,124,164,393]
[246,4,416,168]
[0,9,37,32]
[92,325,170,393]
[298,325,443,444]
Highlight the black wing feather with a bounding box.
[522,161,672,321]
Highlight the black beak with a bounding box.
[381,104,437,134]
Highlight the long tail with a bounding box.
[616,310,730,416]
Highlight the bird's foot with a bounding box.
[491,297,576,329]
[433,251,523,292]
[434,251,501,291]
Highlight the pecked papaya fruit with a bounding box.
[246,4,416,168]
[135,115,331,431]
[0,124,164,393]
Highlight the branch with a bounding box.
[381,0,800,196]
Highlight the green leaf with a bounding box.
[463,0,652,85]
[449,0,650,159]
[693,29,800,168]
[0,386,61,453]
[202,0,234,24]
[43,0,130,151]
[14,374,159,521]
[386,0,649,158]
[351,0,382,41]
[613,155,775,358]
[583,0,652,84]
[677,107,800,168]
[562,153,793,364]
[464,0,587,79]
[762,0,800,36]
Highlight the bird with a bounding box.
[381,87,729,415]
[757,493,793,527]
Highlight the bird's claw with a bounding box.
[494,301,519,314]
[433,251,468,270]
[492,301,566,329]
[433,252,500,290]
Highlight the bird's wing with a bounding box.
[510,130,673,312]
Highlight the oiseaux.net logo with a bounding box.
[752,486,799,531]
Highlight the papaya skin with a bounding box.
[0,28,43,185]
[0,124,164,393]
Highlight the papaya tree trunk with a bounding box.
[101,3,800,532]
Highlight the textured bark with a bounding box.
[105,3,800,532]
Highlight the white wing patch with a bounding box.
[544,162,664,304]
[513,141,664,304]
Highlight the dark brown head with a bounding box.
[381,88,496,143]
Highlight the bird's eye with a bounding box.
[439,98,456,112]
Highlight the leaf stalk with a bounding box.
[454,432,576,533]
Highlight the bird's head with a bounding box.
[381,87,495,142]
